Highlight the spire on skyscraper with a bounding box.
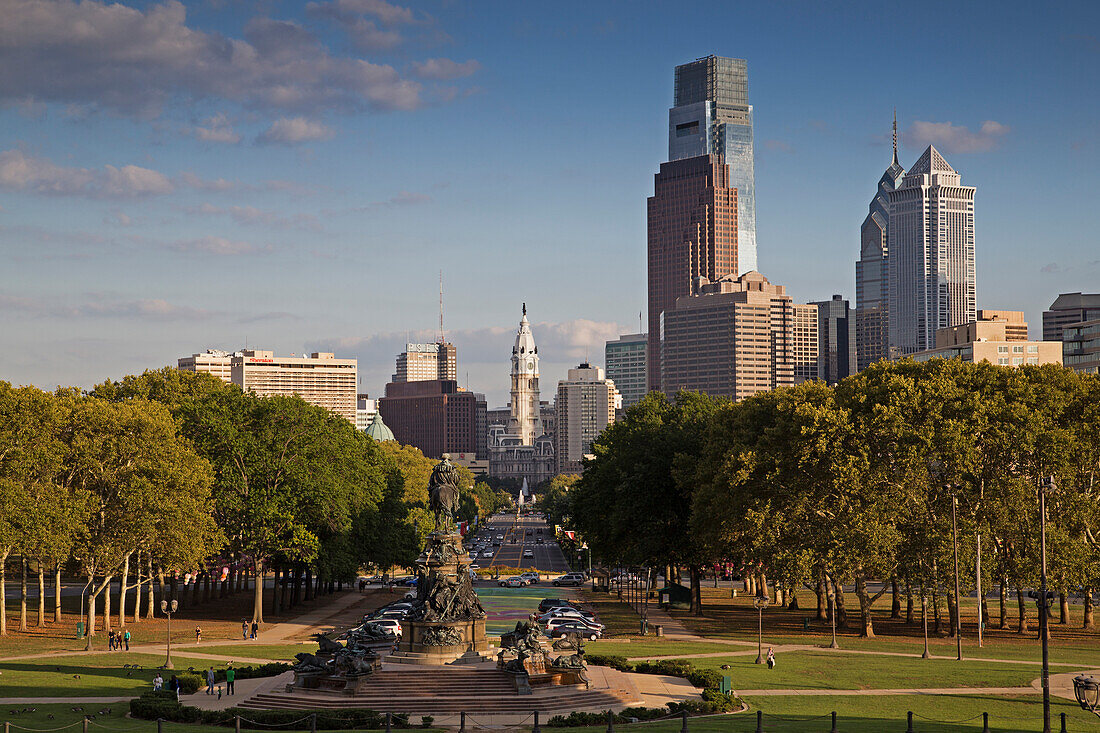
[892,109,899,166]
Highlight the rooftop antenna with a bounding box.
[639,310,643,334]
[892,108,899,166]
[438,270,445,344]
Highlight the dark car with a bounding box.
[548,622,602,641]
[538,598,587,615]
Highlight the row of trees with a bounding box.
[568,360,1100,637]
[0,368,511,636]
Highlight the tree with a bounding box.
[535,474,579,530]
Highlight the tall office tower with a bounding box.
[660,271,814,400]
[392,342,457,383]
[377,380,486,459]
[1043,293,1100,342]
[811,295,857,384]
[792,304,821,385]
[604,333,647,409]
[647,156,739,391]
[669,55,757,274]
[855,118,906,370]
[887,146,976,356]
[555,363,620,476]
[506,304,543,445]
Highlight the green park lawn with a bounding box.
[175,643,311,662]
[0,704,437,733]
[0,653,249,698]
[671,649,1052,691]
[585,639,742,658]
[561,694,1092,732]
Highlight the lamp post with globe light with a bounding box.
[753,596,769,664]
[160,599,178,669]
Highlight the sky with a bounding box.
[1,0,1098,407]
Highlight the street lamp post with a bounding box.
[949,486,962,661]
[754,596,770,663]
[160,599,178,670]
[826,573,838,649]
[919,559,930,659]
[1037,476,1054,733]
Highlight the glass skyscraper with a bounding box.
[667,55,757,274]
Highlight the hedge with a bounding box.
[130,692,412,730]
[578,656,738,716]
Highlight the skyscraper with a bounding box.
[647,156,738,392]
[888,146,976,356]
[855,117,905,370]
[660,271,815,401]
[555,363,620,476]
[668,55,757,273]
[506,304,543,445]
[392,342,456,383]
[1043,292,1100,342]
[604,333,647,409]
[811,295,857,385]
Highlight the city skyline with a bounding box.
[2,1,1098,407]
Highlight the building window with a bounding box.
[1012,345,1024,353]
[997,346,1009,354]
[1013,357,1023,365]
[1027,345,1038,353]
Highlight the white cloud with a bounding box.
[411,58,481,80]
[904,120,1010,154]
[0,0,424,116]
[168,236,262,255]
[257,117,336,145]
[190,113,241,144]
[0,149,170,198]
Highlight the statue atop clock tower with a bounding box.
[506,303,543,445]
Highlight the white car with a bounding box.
[365,619,402,638]
[518,572,540,584]
[544,616,604,633]
[522,549,534,558]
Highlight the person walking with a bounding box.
[766,648,776,669]
[123,629,131,651]
[169,675,180,701]
[107,630,115,651]
[194,627,202,643]
[241,620,248,639]
[226,665,236,696]
[250,621,258,640]
[206,667,216,695]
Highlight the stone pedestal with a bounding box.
[392,530,489,664]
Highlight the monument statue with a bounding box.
[428,455,461,533]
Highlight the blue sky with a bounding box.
[1,0,1097,406]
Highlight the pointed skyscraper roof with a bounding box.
[892,109,899,167]
[908,145,957,176]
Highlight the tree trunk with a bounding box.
[131,553,141,623]
[169,574,178,610]
[1059,591,1069,625]
[87,578,97,637]
[37,560,45,626]
[54,562,62,623]
[0,548,9,635]
[757,573,769,599]
[147,557,156,619]
[1016,585,1028,634]
[305,568,313,602]
[253,560,265,624]
[1084,588,1094,630]
[787,587,800,610]
[946,590,957,637]
[905,581,914,624]
[832,577,848,628]
[854,574,889,638]
[157,568,166,615]
[689,565,703,615]
[742,574,750,593]
[118,553,130,627]
[102,575,112,634]
[816,576,827,621]
[981,595,990,631]
[932,588,942,634]
[203,573,210,603]
[293,567,302,607]
[890,578,901,619]
[191,573,200,605]
[20,555,28,631]
[237,567,244,593]
[999,581,1007,629]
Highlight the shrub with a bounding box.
[129,695,412,730]
[584,654,631,671]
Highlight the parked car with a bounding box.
[498,576,526,587]
[553,573,586,587]
[539,609,597,625]
[365,619,402,638]
[547,622,602,641]
[537,598,584,614]
[542,604,596,618]
[469,563,481,570]
[403,576,419,586]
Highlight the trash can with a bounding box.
[76,621,85,638]
[654,624,664,637]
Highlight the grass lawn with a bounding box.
[576,591,647,636]
[558,694,1091,732]
[585,640,741,658]
[0,704,439,733]
[671,650,1052,690]
[0,653,254,698]
[176,643,311,662]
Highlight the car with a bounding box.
[498,577,525,587]
[542,604,597,619]
[403,591,416,600]
[469,563,481,570]
[518,572,540,584]
[375,608,410,620]
[537,598,583,614]
[553,573,586,587]
[482,550,495,558]
[403,576,419,586]
[544,616,604,633]
[522,549,534,558]
[539,610,597,625]
[365,619,402,638]
[548,622,602,641]
[536,538,544,544]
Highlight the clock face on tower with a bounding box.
[526,359,534,371]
